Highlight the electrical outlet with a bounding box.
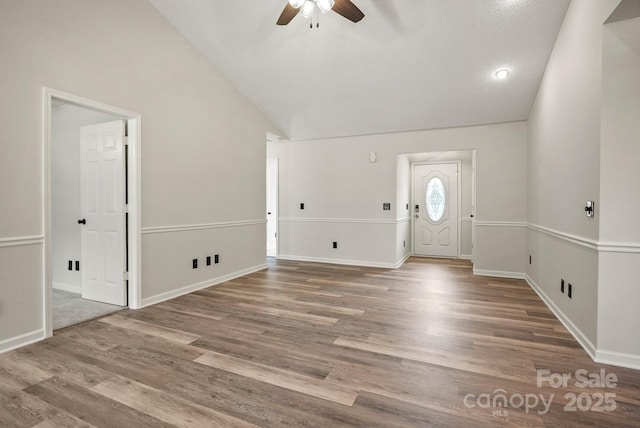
[75,261,80,271]
[206,256,211,266]
[333,241,338,249]
[529,255,532,265]
[214,254,219,264]
[568,283,573,299]
[300,203,305,210]
[383,203,391,211]
[406,203,409,210]
[192,259,198,269]
[403,240,406,247]
[561,279,565,293]
[68,260,73,271]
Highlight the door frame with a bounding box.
[410,161,462,258]
[42,87,142,337]
[266,158,279,257]
[471,151,477,263]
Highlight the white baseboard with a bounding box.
[0,329,45,354]
[460,254,472,260]
[595,349,640,371]
[141,263,268,308]
[395,253,411,268]
[473,269,526,279]
[53,281,81,294]
[525,274,596,360]
[278,254,402,269]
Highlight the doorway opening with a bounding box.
[43,88,142,336]
[401,150,476,261]
[266,158,279,257]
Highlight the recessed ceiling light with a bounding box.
[495,69,510,80]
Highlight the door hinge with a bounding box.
[124,271,129,281]
[123,136,129,146]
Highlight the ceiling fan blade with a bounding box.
[332,0,365,23]
[277,3,299,25]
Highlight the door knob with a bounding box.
[77,219,86,225]
[267,212,272,215]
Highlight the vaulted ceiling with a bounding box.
[148,0,571,140]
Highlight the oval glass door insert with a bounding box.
[426,177,446,222]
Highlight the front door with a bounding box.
[80,120,127,305]
[413,163,459,258]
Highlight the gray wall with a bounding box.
[0,0,277,350]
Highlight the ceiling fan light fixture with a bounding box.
[317,0,335,14]
[302,0,316,18]
[289,0,306,9]
[277,0,364,26]
[495,68,510,79]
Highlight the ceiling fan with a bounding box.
[277,0,365,27]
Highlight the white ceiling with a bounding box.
[148,0,570,141]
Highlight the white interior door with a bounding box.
[80,120,126,305]
[266,158,278,257]
[413,163,459,257]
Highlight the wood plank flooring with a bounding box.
[1,257,639,427]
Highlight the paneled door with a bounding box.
[80,120,127,305]
[413,163,459,258]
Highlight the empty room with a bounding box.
[1,0,639,426]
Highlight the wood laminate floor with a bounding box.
[1,258,639,427]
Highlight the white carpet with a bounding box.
[53,289,125,330]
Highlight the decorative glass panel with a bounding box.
[426,177,445,222]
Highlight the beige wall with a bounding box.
[0,246,43,344]
[527,0,619,240]
[597,17,640,365]
[600,17,640,244]
[269,122,527,271]
[395,154,412,263]
[526,0,640,368]
[0,0,277,349]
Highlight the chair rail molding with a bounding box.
[279,217,408,225]
[142,219,266,234]
[0,235,45,248]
